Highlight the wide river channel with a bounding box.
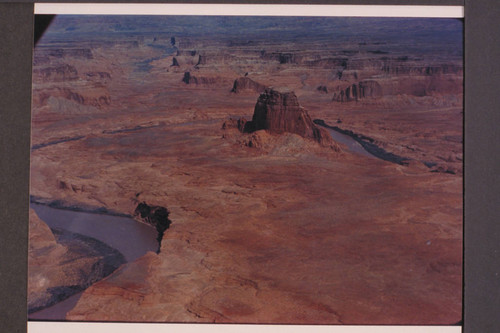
[29,203,158,320]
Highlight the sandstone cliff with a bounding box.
[332,80,383,102]
[243,88,338,149]
[182,71,228,86]
[231,77,266,94]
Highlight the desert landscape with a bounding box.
[28,15,463,324]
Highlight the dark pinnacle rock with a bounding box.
[134,202,172,253]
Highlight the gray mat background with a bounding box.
[2,0,498,332]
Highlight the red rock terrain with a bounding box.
[224,88,339,150]
[28,209,125,314]
[29,16,463,324]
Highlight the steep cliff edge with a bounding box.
[332,80,383,102]
[226,88,339,150]
[230,76,266,94]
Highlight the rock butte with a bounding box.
[224,88,339,150]
[29,16,463,324]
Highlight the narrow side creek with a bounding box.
[28,202,163,320]
[314,119,410,165]
[324,126,375,159]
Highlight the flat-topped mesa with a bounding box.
[332,80,383,103]
[244,88,338,149]
[231,77,266,94]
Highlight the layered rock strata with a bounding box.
[30,16,463,324]
[230,77,266,94]
[238,88,339,149]
[332,80,383,102]
[182,71,227,85]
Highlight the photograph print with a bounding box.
[28,11,463,325]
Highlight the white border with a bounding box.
[28,322,462,333]
[34,3,464,18]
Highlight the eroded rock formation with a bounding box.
[182,71,225,85]
[278,53,297,64]
[332,80,383,102]
[231,77,266,94]
[222,117,249,133]
[227,88,339,150]
[45,48,93,60]
[317,85,328,94]
[134,202,172,253]
[182,71,194,84]
[30,16,463,324]
[33,64,79,81]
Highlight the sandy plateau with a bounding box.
[29,16,463,324]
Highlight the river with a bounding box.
[29,203,158,320]
[316,119,409,165]
[326,127,375,158]
[28,122,391,321]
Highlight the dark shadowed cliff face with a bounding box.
[134,202,172,253]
